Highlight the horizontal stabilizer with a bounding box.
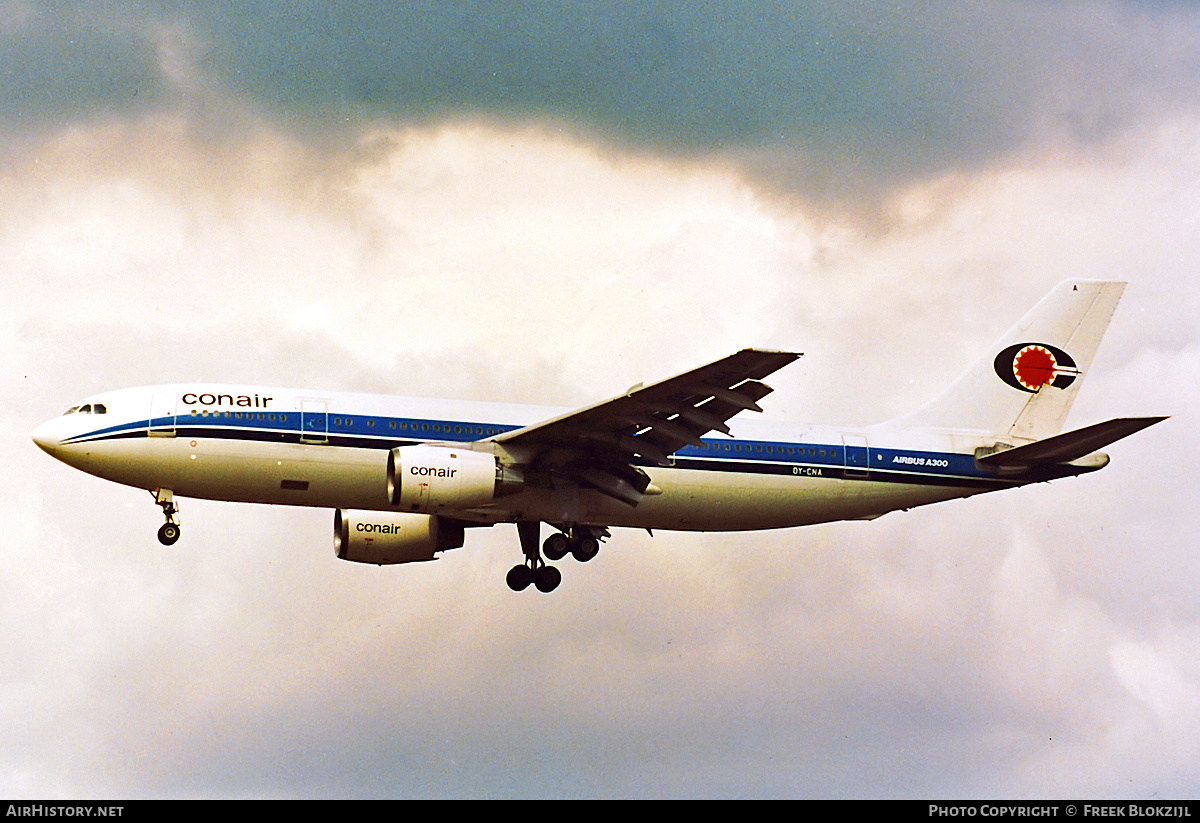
[977,416,1167,473]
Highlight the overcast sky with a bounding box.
[3,0,1199,798]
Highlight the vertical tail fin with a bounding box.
[908,280,1126,440]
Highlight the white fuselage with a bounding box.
[32,383,1050,533]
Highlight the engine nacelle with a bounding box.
[387,444,523,513]
[334,509,465,565]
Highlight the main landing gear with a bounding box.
[152,489,180,546]
[506,521,604,594]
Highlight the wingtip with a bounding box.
[1129,415,1169,428]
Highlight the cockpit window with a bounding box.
[63,403,107,415]
[92,404,106,414]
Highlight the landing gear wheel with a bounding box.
[571,535,600,563]
[509,521,565,593]
[157,522,181,546]
[151,489,181,546]
[506,564,534,592]
[533,564,562,593]
[543,532,569,561]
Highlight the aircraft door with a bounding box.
[301,400,328,443]
[149,392,176,437]
[843,434,869,478]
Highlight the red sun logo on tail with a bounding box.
[994,343,1080,393]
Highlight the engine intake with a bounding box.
[334,509,464,565]
[387,444,523,513]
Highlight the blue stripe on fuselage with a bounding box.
[60,408,1015,490]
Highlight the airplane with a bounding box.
[32,280,1164,593]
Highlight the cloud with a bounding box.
[0,2,166,133]
[7,1,1200,205]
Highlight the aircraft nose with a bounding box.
[32,419,61,455]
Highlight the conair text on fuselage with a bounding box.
[181,392,273,408]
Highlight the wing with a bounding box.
[491,349,801,506]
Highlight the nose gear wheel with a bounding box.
[152,489,181,546]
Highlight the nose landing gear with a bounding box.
[152,489,180,546]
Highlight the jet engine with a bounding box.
[387,444,523,513]
[334,509,465,565]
